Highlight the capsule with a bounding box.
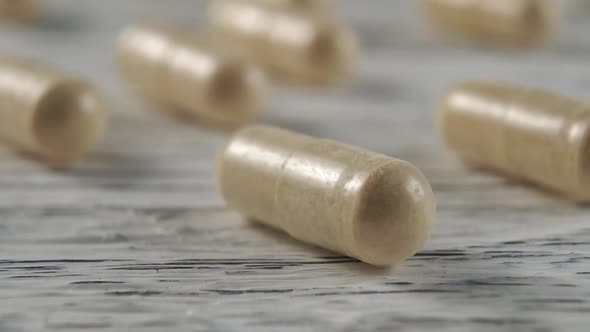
[216,125,435,266]
[0,54,107,166]
[424,0,556,47]
[208,0,358,84]
[116,23,267,127]
[0,0,39,21]
[253,0,332,12]
[439,81,590,200]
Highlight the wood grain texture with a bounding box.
[1,1,589,331]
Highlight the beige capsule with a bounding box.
[208,0,358,84]
[424,0,557,47]
[439,81,590,200]
[216,125,436,266]
[0,55,107,166]
[253,0,332,12]
[0,0,39,21]
[116,23,267,127]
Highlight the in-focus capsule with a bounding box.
[208,0,358,84]
[0,0,39,21]
[0,55,107,166]
[439,81,590,200]
[424,0,557,47]
[116,23,267,127]
[216,125,436,266]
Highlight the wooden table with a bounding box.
[1,1,589,331]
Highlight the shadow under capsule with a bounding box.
[258,114,325,138]
[244,219,393,275]
[25,9,92,33]
[128,93,252,132]
[52,111,181,189]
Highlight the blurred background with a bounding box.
[2,1,590,331]
[3,1,590,150]
[3,0,590,148]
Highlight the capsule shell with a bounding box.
[0,55,107,166]
[116,23,267,127]
[253,0,332,12]
[216,125,435,266]
[0,0,39,21]
[208,0,358,84]
[424,0,556,47]
[439,81,590,200]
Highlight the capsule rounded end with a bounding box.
[580,142,590,200]
[351,161,435,266]
[33,80,107,166]
[285,0,329,12]
[518,0,556,47]
[258,0,330,12]
[573,119,590,201]
[436,81,470,151]
[0,0,40,22]
[305,23,358,84]
[436,83,457,140]
[203,60,268,126]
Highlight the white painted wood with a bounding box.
[1,1,589,331]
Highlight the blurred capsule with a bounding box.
[208,0,358,84]
[424,0,557,47]
[253,0,332,12]
[439,81,590,200]
[0,55,107,166]
[116,23,267,127]
[0,0,39,21]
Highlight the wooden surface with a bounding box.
[1,1,590,331]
